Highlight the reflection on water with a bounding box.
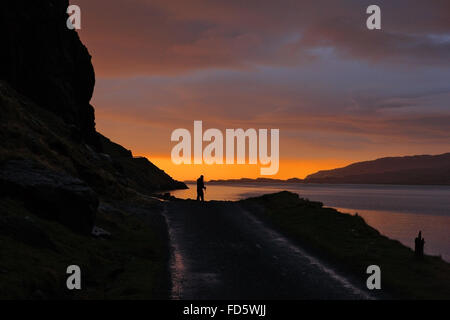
[335,207,450,262]
[172,183,450,262]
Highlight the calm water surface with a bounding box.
[172,183,450,262]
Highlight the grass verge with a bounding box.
[240,191,450,299]
[0,196,169,299]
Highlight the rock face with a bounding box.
[0,160,98,234]
[0,1,187,194]
[0,0,186,237]
[98,134,188,192]
[0,1,97,146]
[0,1,183,299]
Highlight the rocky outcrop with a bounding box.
[0,1,97,146]
[98,134,187,192]
[0,160,98,234]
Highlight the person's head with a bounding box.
[200,175,204,179]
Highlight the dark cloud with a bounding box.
[75,0,450,76]
[70,0,450,164]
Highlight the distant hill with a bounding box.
[189,153,450,186]
[185,177,304,184]
[305,153,450,185]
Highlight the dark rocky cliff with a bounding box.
[0,1,97,146]
[0,1,186,194]
[0,1,186,234]
[0,1,180,299]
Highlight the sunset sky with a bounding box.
[75,0,450,180]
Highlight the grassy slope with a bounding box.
[240,191,450,299]
[0,196,169,299]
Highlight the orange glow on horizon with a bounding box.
[140,155,352,181]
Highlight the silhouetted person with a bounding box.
[196,175,206,201]
[414,231,425,258]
